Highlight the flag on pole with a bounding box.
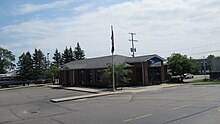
[111,25,114,53]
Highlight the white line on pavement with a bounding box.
[172,104,192,110]
[123,114,152,123]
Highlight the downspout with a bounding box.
[142,62,145,85]
[72,70,75,86]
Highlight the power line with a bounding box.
[187,49,220,55]
[156,41,220,54]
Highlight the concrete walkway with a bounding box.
[47,85,101,93]
[50,83,184,103]
[50,92,123,103]
[121,83,184,93]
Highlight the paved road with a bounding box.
[1,85,220,124]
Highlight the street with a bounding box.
[1,84,220,124]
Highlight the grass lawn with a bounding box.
[191,79,220,85]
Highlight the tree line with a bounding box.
[0,44,219,83]
[6,42,85,81]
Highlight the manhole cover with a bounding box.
[23,109,40,114]
[29,109,39,114]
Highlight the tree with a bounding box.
[43,64,59,80]
[17,53,25,79]
[207,54,220,59]
[74,42,85,60]
[62,47,74,64]
[61,47,68,64]
[0,47,15,73]
[104,63,131,88]
[33,49,45,79]
[207,54,215,59]
[69,47,74,62]
[215,56,220,59]
[53,49,62,67]
[25,52,33,78]
[17,52,33,80]
[191,64,200,74]
[167,53,198,82]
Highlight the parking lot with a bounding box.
[0,86,90,124]
[1,84,220,124]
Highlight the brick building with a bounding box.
[59,54,166,87]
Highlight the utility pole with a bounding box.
[47,53,50,68]
[129,32,138,57]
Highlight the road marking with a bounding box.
[123,114,152,123]
[173,104,192,110]
[74,99,86,101]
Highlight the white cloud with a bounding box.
[73,3,95,13]
[1,0,220,59]
[15,0,73,15]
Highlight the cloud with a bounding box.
[73,3,95,13]
[1,0,220,59]
[15,0,73,15]
[1,20,58,39]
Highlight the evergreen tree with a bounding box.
[69,47,74,62]
[74,42,85,60]
[61,47,74,64]
[17,52,33,80]
[62,47,69,64]
[25,51,34,79]
[33,49,45,79]
[17,53,25,79]
[53,49,61,67]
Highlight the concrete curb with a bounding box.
[50,84,185,103]
[188,83,220,85]
[50,91,124,103]
[0,84,45,91]
[158,84,185,88]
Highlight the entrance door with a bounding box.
[148,67,161,85]
[136,68,143,85]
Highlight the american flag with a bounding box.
[111,25,114,53]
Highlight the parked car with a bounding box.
[184,73,194,79]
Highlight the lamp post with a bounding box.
[47,53,50,68]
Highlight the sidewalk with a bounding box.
[47,85,101,93]
[120,83,184,93]
[50,83,184,103]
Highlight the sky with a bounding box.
[1,0,220,61]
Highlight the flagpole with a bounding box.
[112,52,115,91]
[111,25,115,92]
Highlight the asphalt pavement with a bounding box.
[1,84,220,124]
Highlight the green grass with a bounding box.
[191,79,220,85]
